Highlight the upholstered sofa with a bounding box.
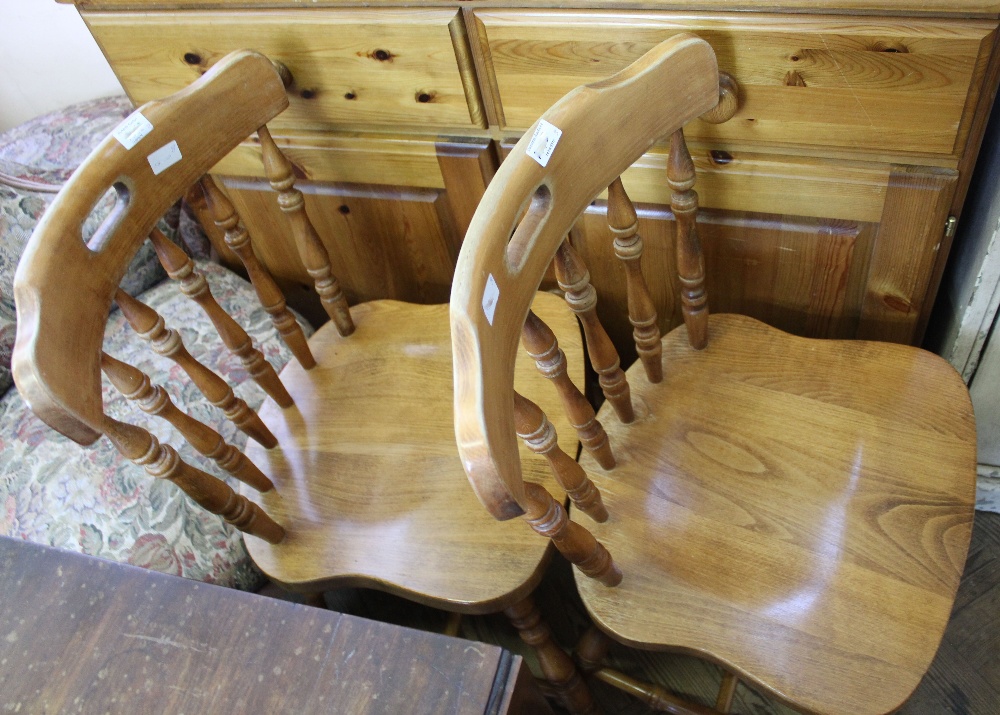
[0,97,308,590]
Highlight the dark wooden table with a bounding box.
[0,537,551,714]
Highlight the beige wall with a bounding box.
[0,1,124,131]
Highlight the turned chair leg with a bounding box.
[504,595,600,715]
[715,671,738,713]
[576,625,724,715]
[443,611,463,637]
[302,592,326,609]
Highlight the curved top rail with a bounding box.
[13,50,288,445]
[451,34,719,519]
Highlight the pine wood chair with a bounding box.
[451,34,978,715]
[12,50,604,712]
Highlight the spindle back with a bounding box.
[451,34,719,521]
[12,50,355,545]
[13,50,288,445]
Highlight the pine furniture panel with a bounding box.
[85,8,485,132]
[476,10,996,157]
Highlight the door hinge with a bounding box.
[945,215,958,239]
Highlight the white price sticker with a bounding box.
[525,119,562,167]
[147,140,182,176]
[112,110,153,150]
[482,274,500,326]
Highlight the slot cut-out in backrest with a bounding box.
[85,183,130,253]
[506,186,552,272]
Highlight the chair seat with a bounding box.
[245,292,584,613]
[575,313,977,715]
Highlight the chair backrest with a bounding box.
[450,36,720,566]
[12,50,352,545]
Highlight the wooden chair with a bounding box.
[12,50,603,712]
[451,34,977,715]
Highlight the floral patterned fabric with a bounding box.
[0,95,211,396]
[0,260,313,590]
[0,96,134,187]
[0,184,174,395]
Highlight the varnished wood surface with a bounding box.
[575,313,977,715]
[84,8,480,132]
[73,1,1000,350]
[476,10,996,157]
[457,513,1000,714]
[243,294,585,613]
[0,536,547,715]
[221,178,461,309]
[11,50,288,445]
[452,35,719,518]
[62,0,1000,19]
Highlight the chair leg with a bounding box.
[715,671,738,713]
[504,595,600,715]
[302,592,326,609]
[576,625,723,715]
[443,611,463,637]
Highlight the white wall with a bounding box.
[0,0,124,131]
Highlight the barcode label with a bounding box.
[482,274,500,326]
[112,111,153,149]
[147,140,182,176]
[526,119,562,167]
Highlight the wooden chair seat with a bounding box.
[245,294,581,611]
[575,313,976,714]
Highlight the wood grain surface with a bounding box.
[243,294,585,614]
[575,313,977,715]
[85,8,479,132]
[0,536,545,714]
[11,50,288,445]
[64,0,1000,19]
[476,11,995,156]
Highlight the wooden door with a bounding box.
[563,153,957,358]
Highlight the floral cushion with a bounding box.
[0,184,175,396]
[0,96,134,188]
[0,95,210,396]
[0,260,313,590]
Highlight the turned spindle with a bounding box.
[521,310,615,469]
[114,289,277,449]
[513,392,608,522]
[716,672,739,713]
[504,596,599,715]
[521,482,621,587]
[257,125,354,336]
[200,175,316,369]
[608,178,662,383]
[148,228,293,408]
[576,625,612,674]
[554,240,634,423]
[668,129,708,349]
[101,352,274,492]
[101,416,284,543]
